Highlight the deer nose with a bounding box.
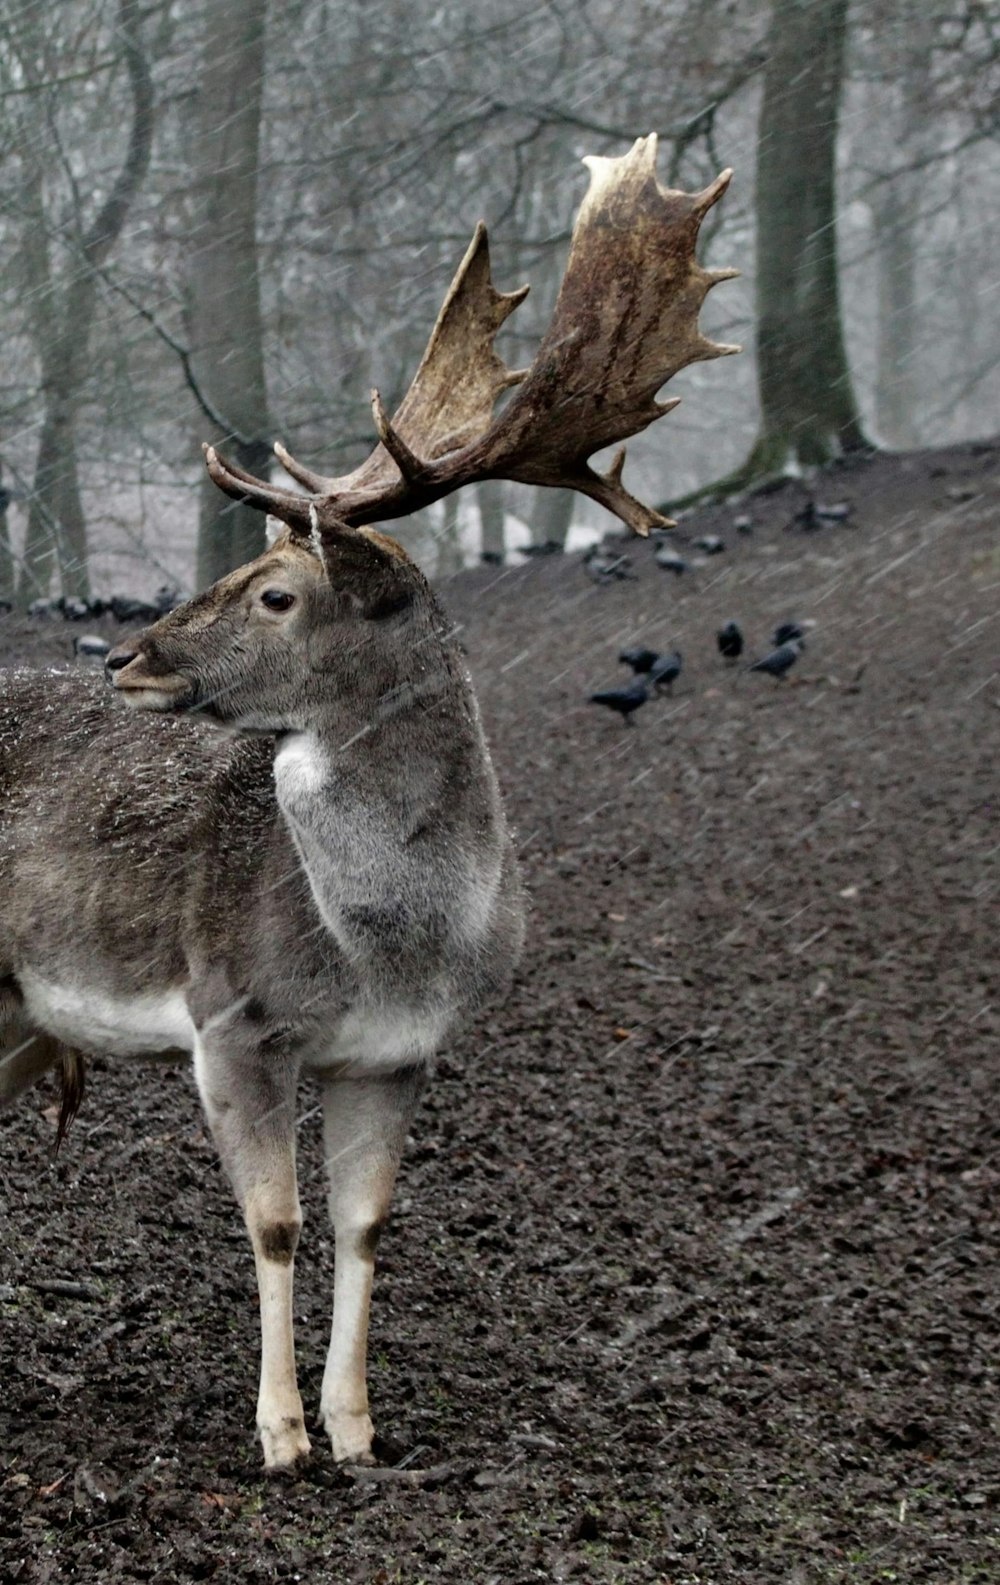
[105,643,139,674]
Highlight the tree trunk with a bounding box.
[188,0,270,589]
[0,468,14,607]
[874,179,920,449]
[24,400,89,599]
[20,0,153,602]
[746,0,868,475]
[435,494,464,575]
[476,481,506,560]
[530,486,573,549]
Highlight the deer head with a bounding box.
[107,521,431,731]
[109,134,737,729]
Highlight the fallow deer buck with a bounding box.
[0,136,737,1470]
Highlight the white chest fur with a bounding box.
[310,1002,452,1073]
[19,971,195,1059]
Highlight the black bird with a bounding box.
[650,650,682,692]
[109,595,160,623]
[655,545,689,575]
[793,498,852,530]
[589,677,649,724]
[750,639,802,680]
[480,550,504,566]
[73,633,111,659]
[815,500,852,523]
[517,540,562,558]
[773,621,806,648]
[694,534,725,555]
[585,547,635,583]
[619,646,660,675]
[733,514,754,536]
[717,621,743,661]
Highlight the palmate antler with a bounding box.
[205,134,739,539]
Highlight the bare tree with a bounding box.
[0,470,14,605]
[17,0,153,601]
[475,481,506,561]
[530,486,574,550]
[744,0,869,479]
[187,0,271,587]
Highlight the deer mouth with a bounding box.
[110,668,196,712]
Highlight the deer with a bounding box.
[0,136,737,1472]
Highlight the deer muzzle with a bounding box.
[105,639,194,711]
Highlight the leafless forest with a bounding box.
[1,3,998,1584]
[1,0,999,596]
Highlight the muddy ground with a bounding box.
[0,443,997,1584]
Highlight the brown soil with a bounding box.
[1,443,998,1584]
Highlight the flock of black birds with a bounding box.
[577,504,830,724]
[31,587,183,623]
[589,620,808,723]
[0,586,186,662]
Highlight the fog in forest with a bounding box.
[1,0,997,592]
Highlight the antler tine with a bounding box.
[455,135,740,533]
[203,445,312,530]
[370,389,427,483]
[203,135,739,542]
[204,223,532,538]
[273,442,334,495]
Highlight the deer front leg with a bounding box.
[320,1064,425,1463]
[193,1034,310,1472]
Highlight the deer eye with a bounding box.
[260,589,295,612]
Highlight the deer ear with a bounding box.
[308,506,414,620]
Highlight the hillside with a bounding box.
[1,441,997,1584]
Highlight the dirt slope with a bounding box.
[1,443,997,1583]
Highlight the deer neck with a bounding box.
[271,659,504,982]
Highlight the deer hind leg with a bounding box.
[0,980,63,1109]
[320,1064,426,1463]
[193,1032,310,1471]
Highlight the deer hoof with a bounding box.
[260,1416,312,1472]
[326,1410,376,1465]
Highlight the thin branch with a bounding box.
[94,267,259,446]
[0,58,118,98]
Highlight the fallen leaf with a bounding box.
[201,1490,233,1509]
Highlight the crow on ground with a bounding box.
[717,621,743,661]
[517,540,562,558]
[750,639,802,680]
[655,545,689,575]
[585,548,635,584]
[773,621,806,647]
[793,499,852,530]
[74,634,111,658]
[619,646,660,675]
[650,650,683,692]
[589,677,649,724]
